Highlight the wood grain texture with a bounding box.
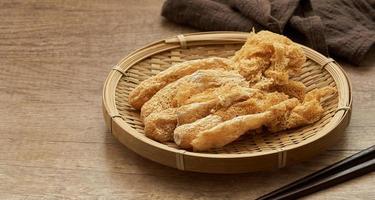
[0,0,373,199]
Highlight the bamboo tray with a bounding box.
[102,32,352,173]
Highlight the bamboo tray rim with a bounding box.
[103,31,352,159]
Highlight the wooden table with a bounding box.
[0,0,374,199]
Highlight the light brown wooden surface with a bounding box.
[0,0,373,199]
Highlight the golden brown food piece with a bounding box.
[174,115,223,149]
[263,87,336,132]
[140,69,247,120]
[144,85,255,142]
[252,78,306,100]
[190,99,299,151]
[268,86,337,132]
[144,101,217,142]
[191,113,268,151]
[144,108,177,142]
[214,91,289,121]
[175,87,336,151]
[274,80,306,101]
[232,31,306,84]
[174,91,289,148]
[128,57,231,109]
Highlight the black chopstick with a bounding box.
[268,158,374,200]
[257,145,375,200]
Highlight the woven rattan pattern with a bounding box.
[115,44,338,154]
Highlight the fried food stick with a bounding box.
[128,57,231,109]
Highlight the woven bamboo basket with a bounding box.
[102,32,352,173]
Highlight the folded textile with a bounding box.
[162,0,375,65]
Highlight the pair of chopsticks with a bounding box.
[257,145,375,200]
